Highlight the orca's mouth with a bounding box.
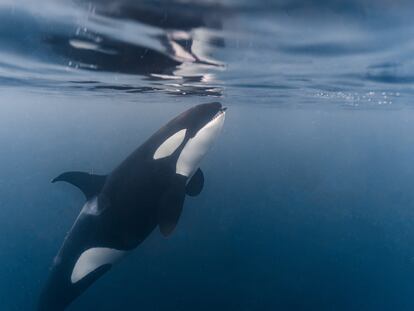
[212,106,227,121]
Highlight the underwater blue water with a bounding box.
[1,0,414,310]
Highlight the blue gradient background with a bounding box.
[1,1,414,310]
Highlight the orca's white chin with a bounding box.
[176,109,225,177]
[212,108,227,121]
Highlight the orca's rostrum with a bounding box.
[38,102,226,310]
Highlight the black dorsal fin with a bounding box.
[52,171,107,200]
[158,176,186,237]
[186,168,204,197]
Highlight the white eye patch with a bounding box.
[153,129,187,160]
[71,247,126,284]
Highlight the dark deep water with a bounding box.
[2,0,414,310]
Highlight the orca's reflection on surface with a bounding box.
[45,0,226,95]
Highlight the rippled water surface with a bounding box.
[2,1,414,310]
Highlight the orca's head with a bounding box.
[176,102,225,135]
[153,102,226,177]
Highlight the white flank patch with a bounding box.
[176,112,225,177]
[71,247,126,284]
[153,129,187,160]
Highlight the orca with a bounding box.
[38,102,226,310]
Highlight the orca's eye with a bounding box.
[153,129,187,160]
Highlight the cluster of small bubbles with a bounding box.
[315,90,401,107]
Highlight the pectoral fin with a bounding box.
[158,177,186,237]
[186,168,204,197]
[52,171,107,200]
